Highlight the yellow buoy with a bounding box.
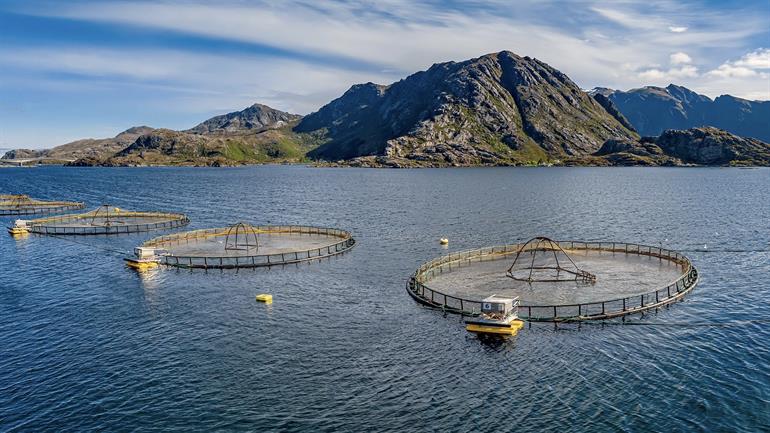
[256,294,273,304]
[440,238,449,245]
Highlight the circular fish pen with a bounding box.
[407,238,699,322]
[15,205,189,235]
[0,194,84,216]
[135,223,356,269]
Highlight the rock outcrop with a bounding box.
[656,127,770,165]
[594,127,770,166]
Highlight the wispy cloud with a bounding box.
[25,1,769,78]
[0,46,396,114]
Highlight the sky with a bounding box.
[0,0,768,149]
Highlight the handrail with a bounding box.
[142,225,356,269]
[407,241,698,322]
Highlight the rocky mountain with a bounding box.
[593,84,770,142]
[5,51,769,168]
[94,124,324,166]
[2,126,154,161]
[187,103,302,134]
[88,104,315,166]
[591,127,770,166]
[297,51,637,167]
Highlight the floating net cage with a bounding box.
[19,205,189,235]
[507,237,596,283]
[137,224,356,269]
[0,194,84,216]
[407,240,699,322]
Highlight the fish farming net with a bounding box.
[407,241,698,322]
[0,194,84,216]
[140,224,355,268]
[20,205,189,235]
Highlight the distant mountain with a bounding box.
[591,127,770,166]
[97,104,318,166]
[2,126,154,161]
[297,51,637,166]
[95,124,323,166]
[592,84,770,142]
[6,104,319,166]
[187,103,302,134]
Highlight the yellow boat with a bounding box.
[7,220,29,236]
[465,295,524,337]
[124,247,160,271]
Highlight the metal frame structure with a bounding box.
[224,222,259,252]
[407,241,699,322]
[507,237,596,283]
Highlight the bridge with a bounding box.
[0,158,74,167]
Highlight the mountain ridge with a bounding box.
[593,84,770,142]
[3,50,768,167]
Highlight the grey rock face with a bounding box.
[655,127,770,165]
[299,51,637,165]
[188,103,302,134]
[595,127,770,166]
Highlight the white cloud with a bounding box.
[638,51,697,82]
[707,64,760,78]
[707,48,770,79]
[639,65,698,81]
[734,48,770,69]
[669,52,692,65]
[669,26,688,33]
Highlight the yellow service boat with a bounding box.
[465,295,524,336]
[124,247,161,271]
[7,220,29,236]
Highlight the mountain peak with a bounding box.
[118,126,154,136]
[188,103,301,134]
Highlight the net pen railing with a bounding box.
[25,210,187,225]
[144,225,355,269]
[24,211,189,235]
[407,241,698,322]
[144,225,350,247]
[0,196,84,216]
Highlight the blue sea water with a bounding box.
[1,166,769,432]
